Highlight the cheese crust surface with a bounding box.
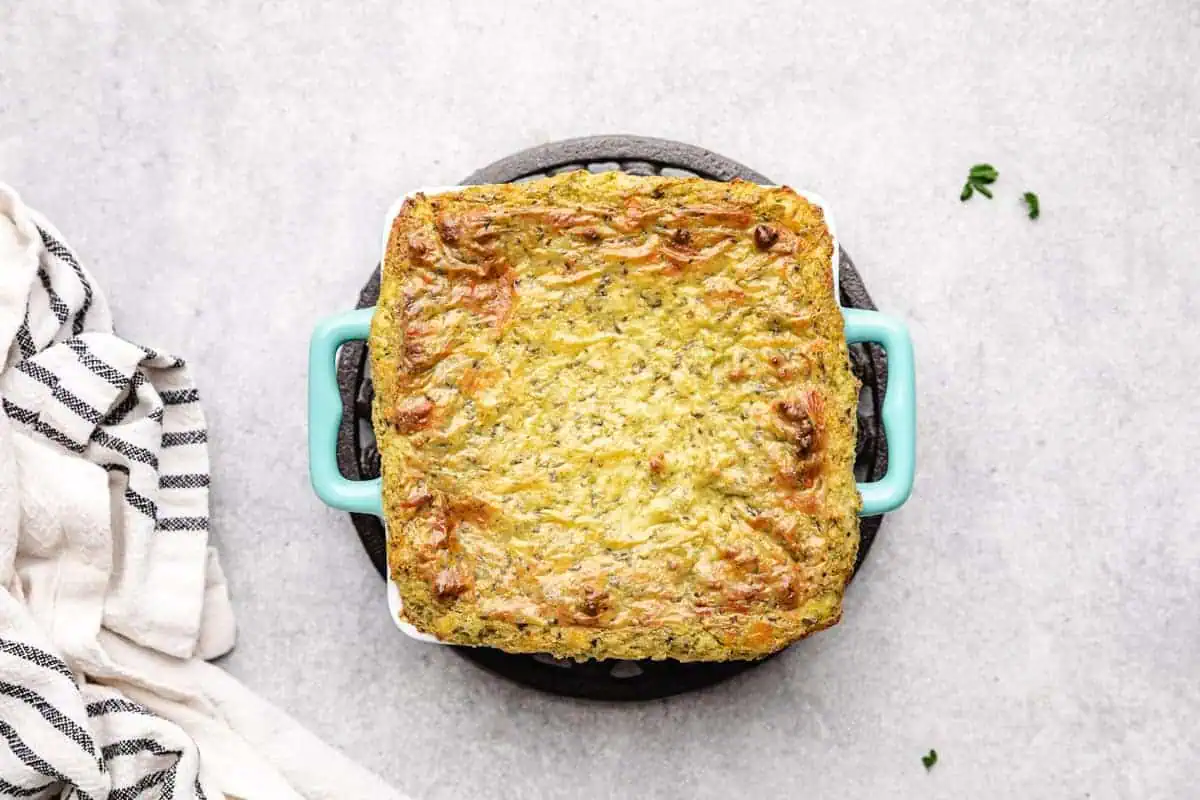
[372,171,860,661]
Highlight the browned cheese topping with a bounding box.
[371,171,860,661]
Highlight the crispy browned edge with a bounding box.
[371,173,859,661]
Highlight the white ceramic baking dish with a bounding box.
[309,182,916,644]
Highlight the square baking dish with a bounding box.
[309,180,915,649]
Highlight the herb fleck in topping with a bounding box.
[1023,191,1040,220]
[922,749,938,771]
[960,164,998,201]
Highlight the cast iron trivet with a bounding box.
[336,135,890,701]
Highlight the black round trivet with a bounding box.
[336,135,890,701]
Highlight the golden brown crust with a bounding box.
[372,171,860,661]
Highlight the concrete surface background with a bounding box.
[3,1,1198,798]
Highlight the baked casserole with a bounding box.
[371,171,860,661]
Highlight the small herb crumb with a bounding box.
[922,749,938,771]
[1023,191,1040,220]
[960,163,998,202]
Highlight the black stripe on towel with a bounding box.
[0,681,97,760]
[107,767,174,800]
[102,391,139,427]
[159,389,199,405]
[38,267,70,326]
[2,398,85,453]
[156,517,208,532]
[15,320,37,359]
[100,738,180,761]
[64,339,126,389]
[0,639,77,686]
[0,775,53,798]
[162,430,205,447]
[158,473,208,490]
[124,489,157,521]
[102,373,149,427]
[14,359,59,389]
[85,698,155,718]
[92,429,158,470]
[0,719,93,800]
[16,360,103,425]
[39,228,93,335]
[140,345,185,369]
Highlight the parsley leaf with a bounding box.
[922,749,938,770]
[960,163,998,202]
[1023,191,1040,220]
[969,164,998,183]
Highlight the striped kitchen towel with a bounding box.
[0,185,408,800]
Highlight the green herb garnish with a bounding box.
[960,164,998,201]
[922,749,938,770]
[1023,191,1040,220]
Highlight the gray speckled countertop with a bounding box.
[3,2,1198,798]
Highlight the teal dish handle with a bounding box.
[842,308,917,516]
[308,307,383,517]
